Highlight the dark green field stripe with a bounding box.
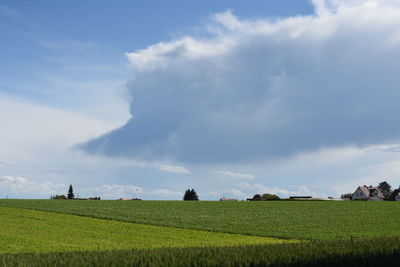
[1,237,400,267]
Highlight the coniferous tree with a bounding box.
[190,189,199,200]
[183,189,199,200]
[183,189,191,200]
[67,184,75,199]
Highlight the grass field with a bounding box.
[0,206,288,254]
[1,199,400,240]
[1,200,400,266]
[2,237,400,266]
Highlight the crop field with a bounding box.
[2,237,400,267]
[1,199,400,239]
[1,200,400,266]
[0,207,287,254]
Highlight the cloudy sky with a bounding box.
[1,0,400,200]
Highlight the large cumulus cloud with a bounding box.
[80,0,400,164]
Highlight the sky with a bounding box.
[1,0,400,200]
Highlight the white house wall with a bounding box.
[352,187,368,200]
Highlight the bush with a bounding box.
[251,194,263,200]
[340,193,352,200]
[51,195,67,200]
[262,193,280,200]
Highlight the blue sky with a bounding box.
[1,0,400,200]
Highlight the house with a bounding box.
[389,189,400,201]
[352,185,384,201]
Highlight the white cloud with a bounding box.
[203,182,325,200]
[159,165,190,174]
[206,188,247,199]
[0,176,183,199]
[82,0,400,165]
[215,170,255,179]
[0,94,115,162]
[80,184,183,199]
[236,181,322,198]
[0,176,28,189]
[80,184,143,199]
[147,188,182,198]
[0,175,66,198]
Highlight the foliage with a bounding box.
[388,189,400,201]
[262,193,280,200]
[253,194,262,199]
[51,195,66,200]
[0,207,288,254]
[2,237,400,267]
[340,193,352,200]
[378,181,392,199]
[183,189,199,201]
[1,200,400,240]
[67,184,74,199]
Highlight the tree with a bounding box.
[378,181,392,200]
[262,193,280,200]
[190,189,199,200]
[340,193,352,200]
[67,184,75,199]
[252,194,263,200]
[51,194,66,200]
[183,189,190,200]
[183,189,199,200]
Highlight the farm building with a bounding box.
[219,197,238,201]
[389,189,400,201]
[352,185,384,201]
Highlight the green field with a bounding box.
[1,199,400,240]
[0,206,287,254]
[1,200,400,266]
[2,237,400,267]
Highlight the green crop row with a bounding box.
[1,199,400,240]
[1,237,400,267]
[0,207,289,254]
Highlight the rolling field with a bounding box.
[0,206,288,254]
[1,200,400,266]
[1,199,400,240]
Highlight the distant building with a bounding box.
[289,196,312,200]
[219,197,237,201]
[352,185,384,201]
